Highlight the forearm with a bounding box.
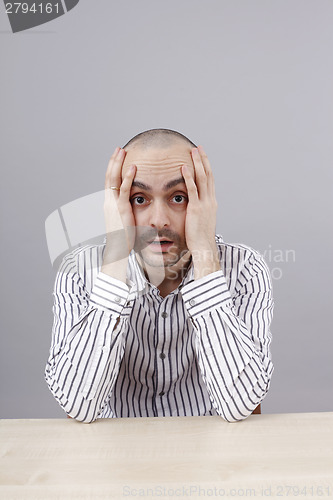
[182,268,274,422]
[45,270,131,422]
[195,316,273,421]
[45,313,123,422]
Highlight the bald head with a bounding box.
[121,129,196,182]
[123,128,197,152]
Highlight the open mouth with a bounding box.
[147,240,174,251]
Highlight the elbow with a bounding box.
[219,414,249,423]
[66,410,98,424]
[214,406,250,423]
[215,398,264,423]
[66,411,98,424]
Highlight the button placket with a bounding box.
[154,300,172,410]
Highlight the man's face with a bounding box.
[122,140,195,269]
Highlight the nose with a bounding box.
[148,200,170,230]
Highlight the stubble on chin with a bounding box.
[135,242,191,270]
[136,244,178,268]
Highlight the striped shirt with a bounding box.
[45,235,274,423]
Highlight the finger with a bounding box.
[105,148,126,189]
[105,147,120,188]
[181,164,198,201]
[118,164,137,204]
[191,147,208,196]
[198,145,216,198]
[197,145,212,176]
[109,148,126,189]
[118,165,137,247]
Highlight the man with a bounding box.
[45,128,274,423]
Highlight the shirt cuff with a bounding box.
[89,272,130,313]
[181,270,232,317]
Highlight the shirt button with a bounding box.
[159,391,165,396]
[114,296,121,303]
[161,312,168,318]
[159,353,166,360]
[189,299,196,306]
[102,346,108,353]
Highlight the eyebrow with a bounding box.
[131,177,186,191]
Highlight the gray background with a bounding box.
[1,0,332,418]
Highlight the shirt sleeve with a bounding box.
[180,252,274,422]
[44,251,130,423]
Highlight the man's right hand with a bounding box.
[101,147,137,281]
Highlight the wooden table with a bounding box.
[1,412,332,499]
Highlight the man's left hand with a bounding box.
[182,146,221,279]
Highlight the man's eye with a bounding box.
[172,195,187,204]
[132,196,146,205]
